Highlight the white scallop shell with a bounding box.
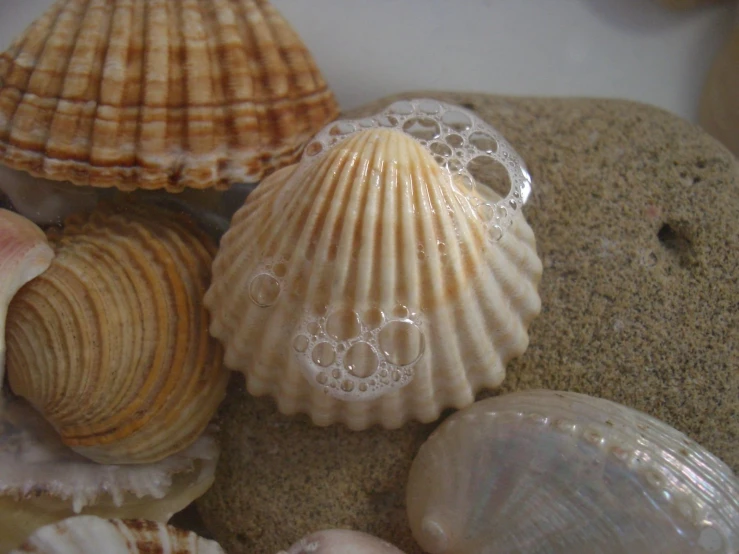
[10,516,224,553]
[406,390,739,554]
[206,99,542,430]
[0,395,219,553]
[279,529,406,554]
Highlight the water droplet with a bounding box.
[363,307,384,329]
[418,100,442,114]
[446,134,464,148]
[489,225,504,242]
[325,308,361,341]
[509,199,518,211]
[698,527,724,552]
[341,380,355,392]
[359,383,368,392]
[307,321,321,336]
[312,342,336,367]
[392,304,410,318]
[379,321,425,366]
[305,142,323,156]
[402,117,441,141]
[249,273,281,307]
[344,342,379,378]
[331,368,342,379]
[272,262,287,278]
[329,121,355,136]
[359,118,375,128]
[388,101,414,115]
[430,142,452,157]
[379,369,388,377]
[434,155,445,165]
[441,110,472,132]
[392,370,402,382]
[469,131,497,153]
[316,372,328,385]
[292,335,309,353]
[476,202,495,221]
[444,159,463,174]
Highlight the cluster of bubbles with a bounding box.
[301,98,533,243]
[292,304,425,401]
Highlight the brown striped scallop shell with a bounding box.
[4,203,228,464]
[0,0,339,191]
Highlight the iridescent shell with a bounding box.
[0,396,219,554]
[10,516,224,554]
[406,390,739,554]
[280,529,406,554]
[0,0,339,191]
[206,99,542,430]
[5,204,228,464]
[0,208,53,381]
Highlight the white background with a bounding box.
[0,0,735,122]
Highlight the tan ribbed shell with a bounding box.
[0,0,339,191]
[5,204,228,464]
[206,128,543,430]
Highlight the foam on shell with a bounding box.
[0,0,339,191]
[206,99,542,430]
[406,390,739,554]
[5,203,229,464]
[10,516,225,554]
[0,396,219,554]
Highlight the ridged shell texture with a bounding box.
[406,390,739,554]
[206,99,542,430]
[5,204,228,464]
[11,516,225,553]
[0,0,339,190]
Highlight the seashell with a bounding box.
[0,209,53,382]
[406,390,739,554]
[0,395,219,554]
[5,203,228,464]
[0,0,339,191]
[699,19,739,157]
[280,529,406,554]
[206,99,542,430]
[10,515,224,554]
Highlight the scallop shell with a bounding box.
[206,99,542,430]
[0,209,53,381]
[10,516,224,554]
[406,390,739,554]
[5,204,228,464]
[280,529,406,554]
[699,20,739,157]
[0,0,339,191]
[0,395,219,554]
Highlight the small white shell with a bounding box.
[206,99,542,430]
[10,516,224,553]
[406,390,739,554]
[279,529,406,554]
[0,395,219,553]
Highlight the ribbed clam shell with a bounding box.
[406,390,739,554]
[280,530,406,554]
[206,102,542,430]
[0,395,219,554]
[0,209,53,381]
[11,516,224,553]
[0,0,339,191]
[5,204,228,464]
[699,21,739,156]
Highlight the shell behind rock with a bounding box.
[5,204,228,464]
[11,516,224,554]
[406,390,739,554]
[0,0,339,191]
[0,395,219,554]
[281,529,406,554]
[206,100,542,430]
[0,208,53,381]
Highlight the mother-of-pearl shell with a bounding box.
[206,99,542,430]
[10,516,224,554]
[406,390,739,554]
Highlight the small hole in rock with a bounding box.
[696,159,707,169]
[657,222,697,267]
[657,223,679,244]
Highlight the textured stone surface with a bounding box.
[197,92,739,553]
